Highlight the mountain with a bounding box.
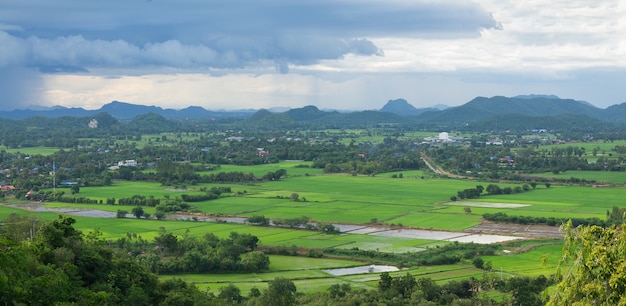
[283,105,336,121]
[513,94,561,100]
[100,101,164,120]
[418,96,605,124]
[0,101,255,120]
[379,99,438,116]
[602,102,626,124]
[2,96,626,130]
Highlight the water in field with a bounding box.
[9,203,522,244]
[343,226,522,244]
[323,265,399,276]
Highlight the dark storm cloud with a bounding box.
[0,0,498,72]
[0,66,43,110]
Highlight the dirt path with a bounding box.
[420,153,465,179]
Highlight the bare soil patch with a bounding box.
[451,202,531,209]
[466,221,563,239]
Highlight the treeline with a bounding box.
[296,270,554,306]
[483,212,607,227]
[115,230,269,274]
[483,206,626,227]
[451,183,538,201]
[181,187,231,202]
[247,215,341,234]
[324,241,497,267]
[428,144,624,181]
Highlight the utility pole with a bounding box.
[52,160,56,200]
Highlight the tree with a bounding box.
[464,206,472,215]
[154,232,178,255]
[116,210,128,218]
[472,257,484,269]
[218,284,243,305]
[71,185,80,194]
[486,184,502,195]
[240,251,270,272]
[131,206,144,219]
[290,193,299,201]
[391,272,417,298]
[476,185,484,194]
[378,272,393,292]
[549,221,626,305]
[247,215,269,226]
[262,277,296,306]
[154,211,166,220]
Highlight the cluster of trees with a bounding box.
[428,144,624,181]
[484,206,626,228]
[451,183,536,201]
[0,214,280,305]
[246,215,341,234]
[483,212,607,227]
[294,272,554,305]
[0,215,213,305]
[324,241,497,267]
[113,228,269,274]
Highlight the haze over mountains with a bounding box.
[2,96,625,128]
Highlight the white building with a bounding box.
[438,132,450,142]
[118,160,138,167]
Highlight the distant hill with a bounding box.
[379,99,438,116]
[602,102,626,124]
[418,96,608,124]
[513,94,561,100]
[2,96,626,131]
[0,101,255,120]
[283,105,335,121]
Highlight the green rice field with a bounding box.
[2,160,623,293]
[1,146,61,156]
[529,170,626,184]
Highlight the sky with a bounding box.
[1,0,625,111]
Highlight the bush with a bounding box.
[116,210,128,218]
[472,257,484,269]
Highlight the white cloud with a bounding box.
[1,0,626,110]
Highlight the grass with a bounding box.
[73,181,206,200]
[1,146,61,156]
[541,140,626,156]
[481,242,563,277]
[197,161,325,177]
[529,170,626,184]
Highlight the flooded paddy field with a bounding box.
[323,265,400,276]
[7,203,526,244]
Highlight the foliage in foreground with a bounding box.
[549,221,626,305]
[0,214,213,305]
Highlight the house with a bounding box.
[1,185,16,192]
[498,156,515,165]
[257,148,269,157]
[25,190,35,198]
[117,160,138,167]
